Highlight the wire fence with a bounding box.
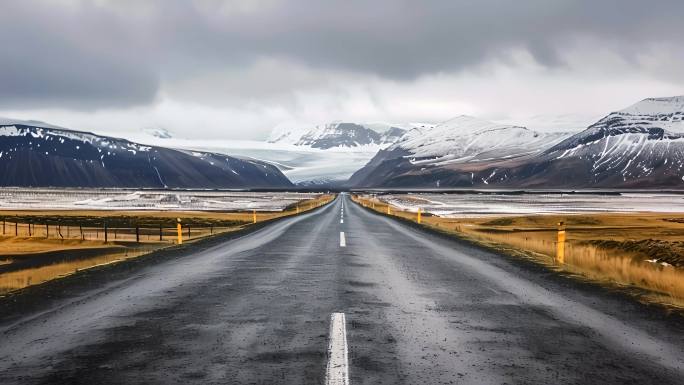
[0,219,243,244]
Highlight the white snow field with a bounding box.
[373,192,684,217]
[124,136,382,185]
[0,189,321,211]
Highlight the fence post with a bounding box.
[159,224,163,241]
[15,222,18,236]
[80,225,84,240]
[176,218,182,245]
[136,226,140,243]
[417,208,422,224]
[253,210,257,224]
[556,221,566,265]
[104,221,108,243]
[46,223,49,239]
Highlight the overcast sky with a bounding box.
[1,0,683,139]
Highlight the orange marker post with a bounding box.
[556,221,566,264]
[177,218,183,245]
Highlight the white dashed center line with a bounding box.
[339,231,346,247]
[326,312,349,385]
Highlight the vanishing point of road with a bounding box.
[1,194,683,384]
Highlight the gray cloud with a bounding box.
[1,0,683,110]
[0,1,160,109]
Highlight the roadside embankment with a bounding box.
[352,194,684,310]
[0,194,335,295]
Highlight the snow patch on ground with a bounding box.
[376,192,684,217]
[0,189,320,211]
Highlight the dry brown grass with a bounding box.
[0,237,117,255]
[0,247,155,293]
[352,194,684,309]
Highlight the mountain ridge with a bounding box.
[0,121,292,189]
[268,121,416,150]
[348,96,684,189]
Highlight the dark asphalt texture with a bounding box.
[1,194,683,384]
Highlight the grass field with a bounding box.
[353,194,684,309]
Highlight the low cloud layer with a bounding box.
[1,0,683,137]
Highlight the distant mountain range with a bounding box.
[4,95,684,190]
[268,121,433,150]
[261,121,421,184]
[348,96,684,189]
[0,119,292,189]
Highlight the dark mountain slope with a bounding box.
[0,122,292,189]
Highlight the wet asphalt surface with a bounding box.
[1,194,683,384]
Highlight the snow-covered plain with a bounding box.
[376,192,684,217]
[0,188,320,211]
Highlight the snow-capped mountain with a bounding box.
[141,126,173,139]
[269,121,408,149]
[0,120,292,189]
[348,115,569,187]
[349,96,684,189]
[259,121,411,184]
[523,96,684,187]
[380,126,407,145]
[391,115,567,164]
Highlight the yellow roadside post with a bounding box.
[417,208,422,224]
[556,221,566,264]
[296,204,300,214]
[176,218,182,245]
[386,204,391,215]
[253,210,257,224]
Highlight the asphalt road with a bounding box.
[1,194,683,384]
